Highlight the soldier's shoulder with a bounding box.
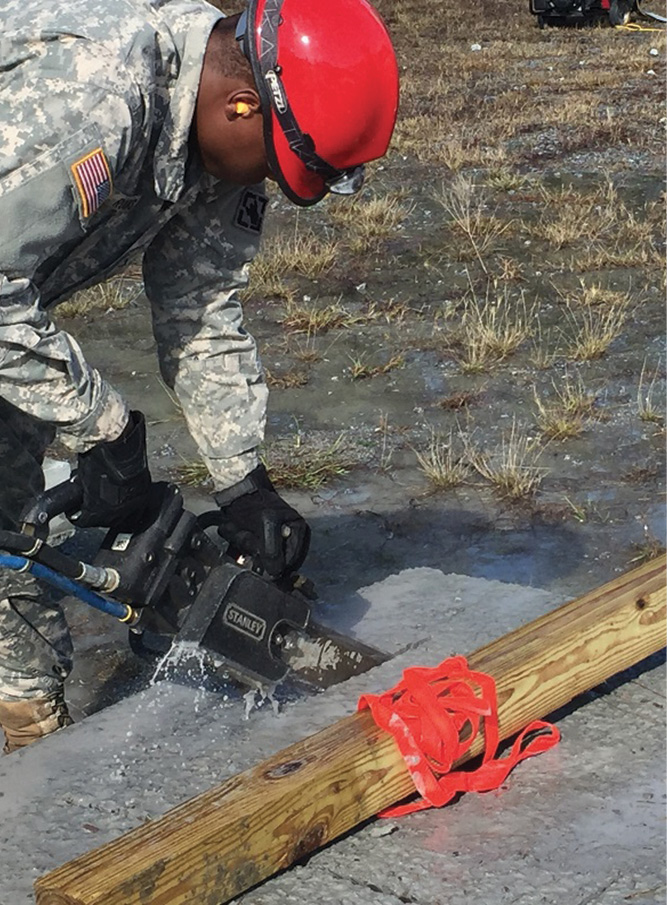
[2,0,162,110]
[3,0,155,32]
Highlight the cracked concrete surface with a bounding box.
[0,570,664,905]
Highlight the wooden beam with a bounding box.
[36,554,666,905]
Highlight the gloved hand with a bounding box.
[70,410,152,531]
[214,464,310,579]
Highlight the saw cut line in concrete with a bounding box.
[0,570,664,905]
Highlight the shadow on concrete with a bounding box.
[305,504,586,635]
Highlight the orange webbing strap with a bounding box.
[358,655,560,818]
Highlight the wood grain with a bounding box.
[35,554,666,905]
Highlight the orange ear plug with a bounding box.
[235,101,251,115]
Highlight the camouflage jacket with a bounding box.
[0,0,269,490]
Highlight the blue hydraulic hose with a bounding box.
[0,553,131,621]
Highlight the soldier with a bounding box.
[0,0,399,752]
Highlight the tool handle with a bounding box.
[20,479,83,535]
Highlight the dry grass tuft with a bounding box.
[247,231,338,300]
[457,282,535,373]
[243,270,294,303]
[574,242,663,273]
[435,136,472,173]
[532,182,662,277]
[174,460,211,487]
[289,336,323,364]
[57,278,142,318]
[560,280,634,309]
[373,412,395,473]
[628,534,666,565]
[391,114,510,171]
[533,374,598,440]
[279,297,369,335]
[347,353,405,380]
[414,429,469,490]
[365,297,421,325]
[437,389,483,410]
[529,318,563,370]
[262,434,355,490]
[464,420,547,501]
[531,181,618,250]
[563,303,627,361]
[265,368,310,389]
[636,360,665,425]
[329,194,409,252]
[436,176,511,272]
[485,169,526,193]
[495,256,525,283]
[529,343,559,371]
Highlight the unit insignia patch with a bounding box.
[234,189,267,234]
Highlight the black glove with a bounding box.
[214,464,310,579]
[70,410,152,531]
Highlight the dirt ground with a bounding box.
[50,0,666,716]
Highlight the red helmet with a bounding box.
[235,0,400,206]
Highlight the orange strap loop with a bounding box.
[358,655,560,818]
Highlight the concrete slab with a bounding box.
[0,570,664,905]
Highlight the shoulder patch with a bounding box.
[234,189,267,234]
[70,148,112,219]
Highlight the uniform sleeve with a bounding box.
[0,85,134,451]
[143,180,268,491]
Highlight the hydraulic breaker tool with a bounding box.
[0,480,387,690]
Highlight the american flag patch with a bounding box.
[70,148,112,218]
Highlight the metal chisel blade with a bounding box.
[280,620,390,689]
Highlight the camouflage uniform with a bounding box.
[0,0,269,698]
[0,400,73,700]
